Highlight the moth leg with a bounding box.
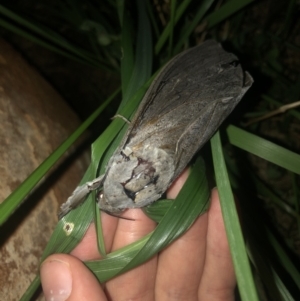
[58,174,105,219]
[111,114,131,124]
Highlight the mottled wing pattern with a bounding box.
[123,40,246,156]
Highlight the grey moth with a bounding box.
[59,40,253,218]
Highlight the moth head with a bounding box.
[98,147,174,213]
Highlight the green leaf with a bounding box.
[0,88,120,226]
[206,0,255,29]
[85,156,210,282]
[168,0,177,58]
[143,199,174,223]
[227,125,300,175]
[119,2,134,98]
[19,275,40,301]
[0,4,112,70]
[155,0,192,55]
[266,228,300,290]
[121,0,152,108]
[173,0,215,54]
[85,0,155,274]
[211,131,259,301]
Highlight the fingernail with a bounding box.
[40,259,72,301]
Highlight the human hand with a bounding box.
[40,169,236,301]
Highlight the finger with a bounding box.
[104,209,157,301]
[71,212,119,261]
[156,214,208,301]
[40,253,107,301]
[198,188,236,301]
[155,169,208,301]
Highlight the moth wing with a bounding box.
[173,71,253,179]
[128,40,236,133]
[125,40,252,154]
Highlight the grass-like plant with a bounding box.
[0,1,299,300]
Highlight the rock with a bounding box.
[0,39,90,301]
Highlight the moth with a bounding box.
[59,40,253,218]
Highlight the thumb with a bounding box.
[40,254,106,301]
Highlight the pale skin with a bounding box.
[40,169,236,301]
